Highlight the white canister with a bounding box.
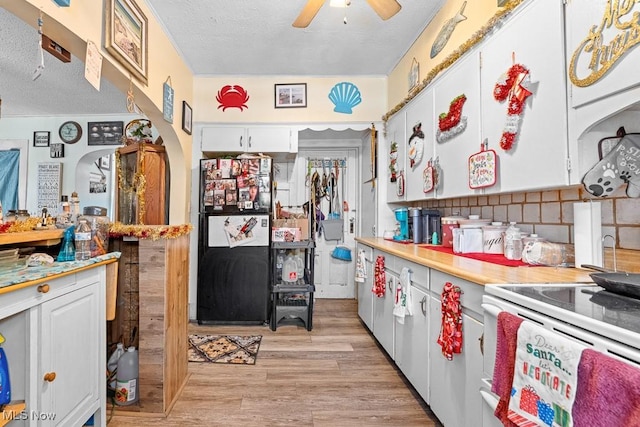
[482,223,507,254]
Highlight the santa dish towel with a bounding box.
[507,320,587,427]
[393,267,413,324]
[355,250,367,283]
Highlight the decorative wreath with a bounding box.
[493,63,533,150]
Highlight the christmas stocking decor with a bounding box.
[582,133,640,198]
[436,94,468,143]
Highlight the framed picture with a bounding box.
[87,121,124,145]
[34,131,50,147]
[50,143,64,158]
[275,83,307,108]
[100,155,111,170]
[105,0,148,85]
[182,101,193,135]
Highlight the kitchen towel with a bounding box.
[507,320,587,427]
[572,349,640,427]
[437,282,463,361]
[492,311,523,427]
[372,255,386,297]
[393,267,413,324]
[355,250,367,283]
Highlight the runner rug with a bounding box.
[187,334,262,365]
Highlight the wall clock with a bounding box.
[59,121,82,144]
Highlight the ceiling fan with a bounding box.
[293,0,402,28]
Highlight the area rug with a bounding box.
[188,334,262,365]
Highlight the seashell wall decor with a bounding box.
[328,82,362,114]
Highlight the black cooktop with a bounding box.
[497,284,640,335]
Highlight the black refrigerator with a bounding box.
[197,155,272,325]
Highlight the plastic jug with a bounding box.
[107,343,125,390]
[282,254,299,283]
[115,347,139,406]
[503,222,523,260]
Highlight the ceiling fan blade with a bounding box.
[293,0,326,28]
[365,0,401,20]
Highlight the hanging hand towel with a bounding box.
[572,349,640,427]
[393,267,413,324]
[492,312,523,427]
[355,250,367,283]
[507,320,587,427]
[372,255,386,297]
[437,282,463,361]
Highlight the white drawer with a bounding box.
[0,273,79,318]
[431,269,484,317]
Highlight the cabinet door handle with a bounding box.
[37,284,50,293]
[387,278,393,291]
[239,136,243,147]
[43,372,56,382]
[479,333,484,356]
[248,136,252,148]
[420,296,427,316]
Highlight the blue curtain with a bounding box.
[0,150,20,211]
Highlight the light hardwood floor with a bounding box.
[107,299,442,426]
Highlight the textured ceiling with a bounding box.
[0,1,444,117]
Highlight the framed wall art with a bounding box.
[275,83,307,108]
[87,121,124,145]
[100,155,111,170]
[182,101,192,135]
[33,131,50,147]
[105,0,148,85]
[50,143,65,158]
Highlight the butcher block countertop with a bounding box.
[355,237,638,286]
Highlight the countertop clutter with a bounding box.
[355,237,636,285]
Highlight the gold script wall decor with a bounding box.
[569,1,640,87]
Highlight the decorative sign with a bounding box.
[469,141,498,189]
[408,58,420,92]
[50,143,64,158]
[84,40,102,91]
[37,162,62,213]
[569,2,640,87]
[216,85,250,112]
[163,80,174,123]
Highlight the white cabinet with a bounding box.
[428,270,484,427]
[372,252,396,358]
[404,88,436,202]
[356,244,374,331]
[385,111,407,203]
[0,266,106,427]
[479,0,569,193]
[201,126,297,154]
[394,285,429,404]
[432,49,483,199]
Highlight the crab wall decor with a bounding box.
[216,85,250,112]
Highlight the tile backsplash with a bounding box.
[419,185,640,251]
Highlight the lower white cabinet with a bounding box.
[394,285,429,404]
[372,269,396,358]
[0,266,106,427]
[429,295,484,427]
[356,244,374,331]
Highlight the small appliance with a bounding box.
[409,207,422,244]
[421,209,441,244]
[393,208,409,241]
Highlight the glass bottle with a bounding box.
[503,222,523,261]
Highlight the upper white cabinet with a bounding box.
[404,88,436,202]
[385,111,407,202]
[432,49,483,199]
[201,126,298,154]
[479,0,570,193]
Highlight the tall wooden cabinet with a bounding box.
[116,143,168,225]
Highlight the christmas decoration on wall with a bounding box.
[582,133,640,198]
[436,94,468,143]
[423,159,435,193]
[408,122,425,168]
[493,61,533,150]
[216,85,250,112]
[328,82,362,114]
[468,139,498,189]
[433,156,443,191]
[389,141,398,182]
[396,171,405,197]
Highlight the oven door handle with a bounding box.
[481,303,502,318]
[480,389,499,410]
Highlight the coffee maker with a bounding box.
[393,208,409,241]
[409,207,423,244]
[421,209,441,244]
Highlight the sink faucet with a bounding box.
[602,234,617,272]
